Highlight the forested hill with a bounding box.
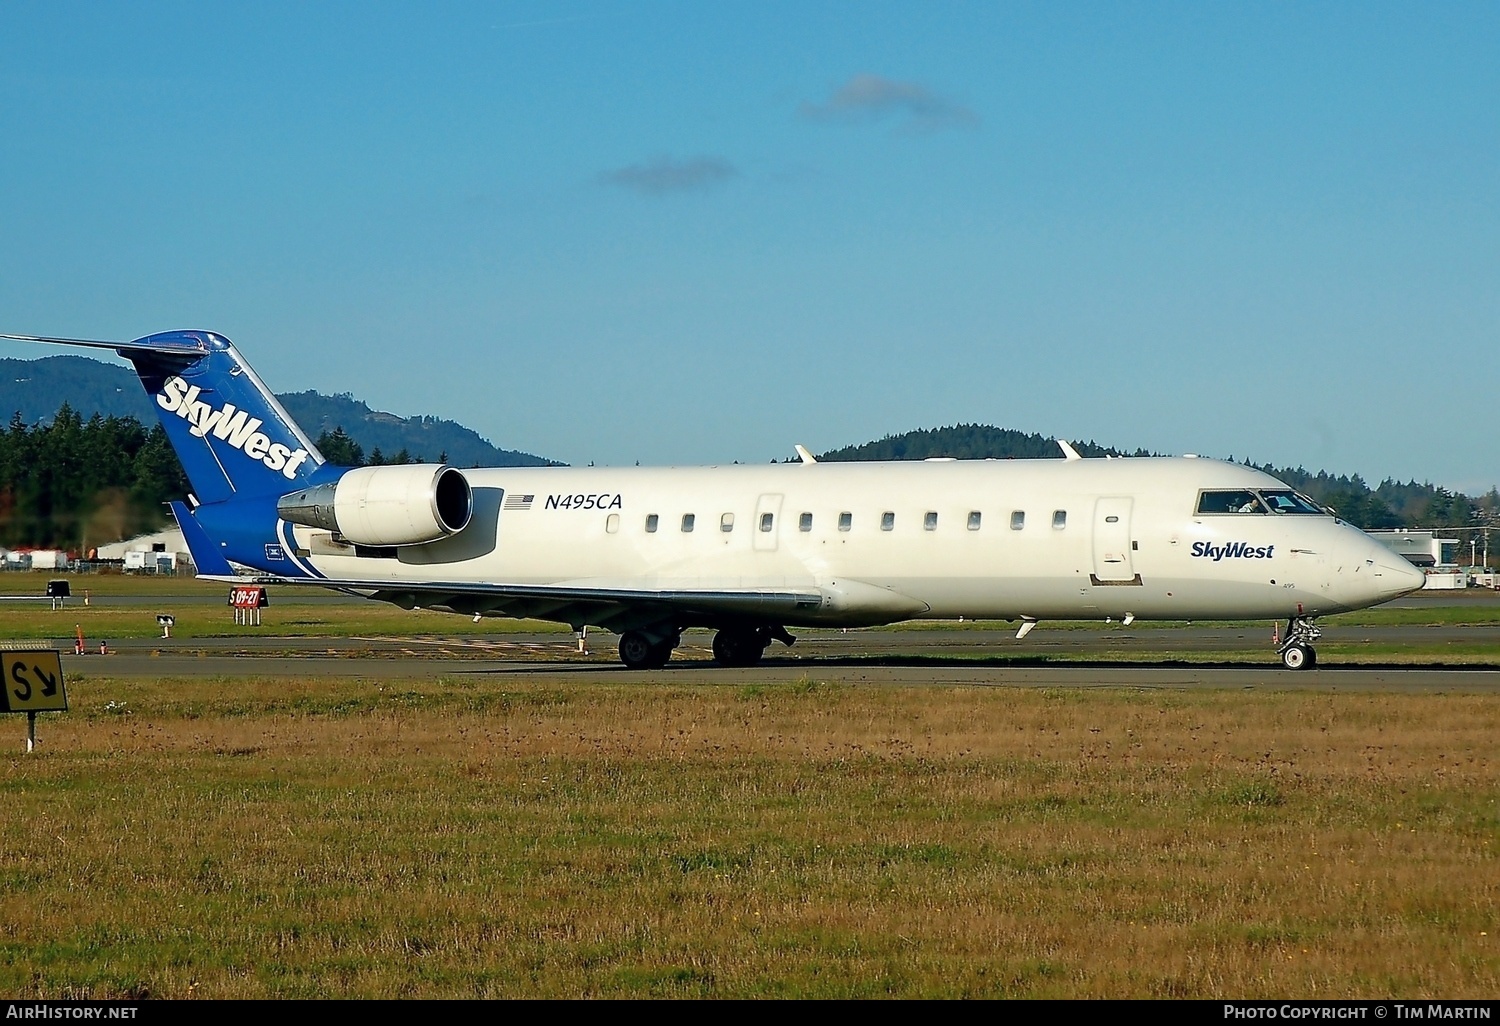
[0,355,554,469]
[0,356,154,423]
[818,425,1141,462]
[275,392,554,469]
[819,424,1498,531]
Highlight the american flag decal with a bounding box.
[503,493,534,511]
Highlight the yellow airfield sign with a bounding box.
[1,650,68,713]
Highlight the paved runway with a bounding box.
[20,580,1497,690]
[51,624,1500,692]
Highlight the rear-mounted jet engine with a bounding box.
[277,465,472,546]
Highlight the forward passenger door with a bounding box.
[1092,497,1136,583]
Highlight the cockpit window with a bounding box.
[1259,490,1325,515]
[1196,490,1266,515]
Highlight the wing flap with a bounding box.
[223,574,826,629]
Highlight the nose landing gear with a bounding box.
[1278,617,1321,670]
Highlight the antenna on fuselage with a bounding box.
[1056,440,1082,461]
[794,445,818,465]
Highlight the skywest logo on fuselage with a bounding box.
[1192,541,1275,561]
[156,377,310,480]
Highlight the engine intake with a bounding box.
[277,465,472,546]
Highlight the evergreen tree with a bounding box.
[0,410,188,548]
[315,426,365,466]
[131,425,189,508]
[819,424,1126,462]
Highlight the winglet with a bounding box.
[1057,440,1082,461]
[794,445,818,465]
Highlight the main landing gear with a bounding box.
[616,625,796,669]
[1278,616,1322,671]
[618,629,678,670]
[712,626,797,668]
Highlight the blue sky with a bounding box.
[2,1,1496,492]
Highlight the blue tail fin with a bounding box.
[113,331,323,505]
[1,328,332,580]
[168,500,235,577]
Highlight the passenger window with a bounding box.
[606,514,619,534]
[759,512,773,532]
[838,512,852,532]
[881,511,895,531]
[645,514,658,533]
[1011,511,1025,531]
[924,511,938,531]
[799,512,813,532]
[1052,510,1067,529]
[721,513,735,532]
[1196,490,1266,515]
[681,513,695,533]
[967,511,982,531]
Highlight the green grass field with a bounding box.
[0,571,571,640]
[1,676,1495,998]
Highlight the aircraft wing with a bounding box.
[205,573,826,634]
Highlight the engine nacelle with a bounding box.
[276,465,473,546]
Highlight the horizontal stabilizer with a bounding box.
[0,332,213,357]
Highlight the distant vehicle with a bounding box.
[5,330,1426,670]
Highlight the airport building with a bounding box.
[1366,529,1493,589]
[1366,530,1457,569]
[2,548,71,570]
[95,527,190,573]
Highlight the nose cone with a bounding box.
[1372,556,1427,601]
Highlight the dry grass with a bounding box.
[1,674,1495,998]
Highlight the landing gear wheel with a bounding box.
[1278,616,1323,671]
[619,631,671,670]
[648,638,676,668]
[713,628,767,668]
[1281,643,1314,671]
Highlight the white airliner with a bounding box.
[5,330,1426,670]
